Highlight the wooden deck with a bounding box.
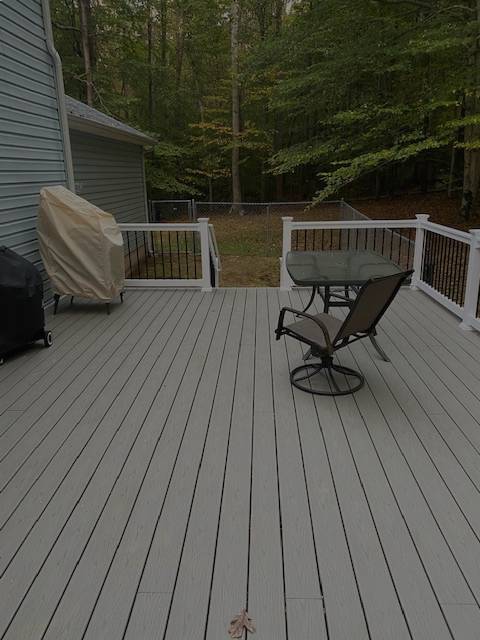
[1,287,480,640]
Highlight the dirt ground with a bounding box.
[182,193,478,287]
[352,192,480,230]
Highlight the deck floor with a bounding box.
[1,287,480,639]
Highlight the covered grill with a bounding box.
[38,186,125,314]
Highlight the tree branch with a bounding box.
[52,21,80,32]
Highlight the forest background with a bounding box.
[51,0,480,220]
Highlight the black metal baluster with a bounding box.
[440,235,448,295]
[159,231,165,278]
[430,232,437,289]
[446,238,454,300]
[126,232,132,278]
[406,229,412,270]
[135,232,141,278]
[439,234,447,293]
[420,231,430,283]
[460,244,469,305]
[168,231,173,278]
[177,231,182,278]
[193,231,198,278]
[151,231,158,278]
[143,231,148,278]
[453,240,462,304]
[185,230,189,278]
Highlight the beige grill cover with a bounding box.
[38,186,125,301]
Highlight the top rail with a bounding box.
[286,218,416,230]
[119,222,201,232]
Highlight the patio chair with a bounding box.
[275,270,413,396]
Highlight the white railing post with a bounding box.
[411,214,430,290]
[198,217,212,292]
[460,229,480,331]
[280,216,294,290]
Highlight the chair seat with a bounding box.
[286,312,343,351]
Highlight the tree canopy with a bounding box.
[52,0,480,217]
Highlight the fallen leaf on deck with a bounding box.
[228,609,256,637]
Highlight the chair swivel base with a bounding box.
[290,357,364,396]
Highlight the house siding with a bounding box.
[70,130,148,224]
[0,0,67,299]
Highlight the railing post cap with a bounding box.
[282,216,294,222]
[469,227,480,237]
[197,217,209,223]
[415,214,430,221]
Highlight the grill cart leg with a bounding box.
[53,294,60,315]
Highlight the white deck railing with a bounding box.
[118,218,213,292]
[280,215,480,332]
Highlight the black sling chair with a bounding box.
[275,270,413,396]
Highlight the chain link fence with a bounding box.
[147,199,372,286]
[149,200,194,222]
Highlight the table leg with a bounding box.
[324,285,330,313]
[303,286,317,313]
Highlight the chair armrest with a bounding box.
[276,306,333,349]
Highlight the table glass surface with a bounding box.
[286,250,402,286]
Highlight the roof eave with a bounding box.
[67,114,156,146]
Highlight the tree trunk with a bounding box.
[448,142,456,197]
[147,0,154,127]
[79,0,94,106]
[160,0,168,67]
[231,0,243,214]
[274,0,284,33]
[462,0,480,219]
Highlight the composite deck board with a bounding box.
[204,289,257,640]
[0,294,142,411]
[248,289,287,640]
[160,290,246,640]
[1,288,480,639]
[0,291,217,639]
[0,291,151,485]
[279,289,370,640]
[0,291,187,538]
[289,291,411,640]
[78,291,234,640]
[395,296,480,382]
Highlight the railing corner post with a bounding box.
[411,214,430,290]
[198,217,212,292]
[460,228,480,331]
[280,216,294,290]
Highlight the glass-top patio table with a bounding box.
[286,249,403,361]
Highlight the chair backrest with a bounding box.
[335,270,413,342]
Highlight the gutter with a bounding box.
[41,0,76,192]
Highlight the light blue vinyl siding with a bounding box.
[70,130,147,224]
[0,0,67,300]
